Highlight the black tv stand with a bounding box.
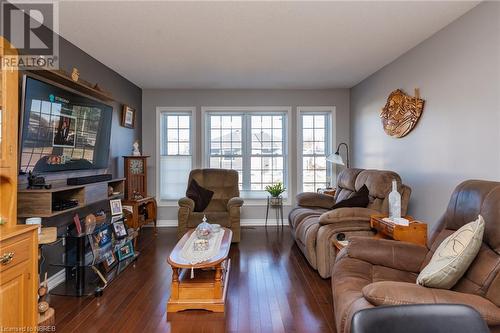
[50,216,139,297]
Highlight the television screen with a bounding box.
[19,76,113,173]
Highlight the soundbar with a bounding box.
[67,174,113,186]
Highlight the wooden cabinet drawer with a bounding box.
[0,234,33,273]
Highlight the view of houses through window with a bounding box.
[157,107,334,202]
[300,111,333,192]
[206,112,287,196]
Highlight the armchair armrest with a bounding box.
[319,207,380,225]
[362,281,500,326]
[227,197,244,209]
[296,192,335,209]
[347,237,428,273]
[178,197,195,211]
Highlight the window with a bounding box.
[204,108,289,198]
[298,108,334,192]
[157,108,194,201]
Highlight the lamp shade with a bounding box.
[326,152,345,166]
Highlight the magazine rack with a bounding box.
[50,215,139,297]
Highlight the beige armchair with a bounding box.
[178,169,243,242]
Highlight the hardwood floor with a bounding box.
[51,226,336,333]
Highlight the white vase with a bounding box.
[388,180,401,219]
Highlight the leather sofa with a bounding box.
[288,168,411,278]
[332,180,500,333]
[178,169,243,242]
[351,304,489,333]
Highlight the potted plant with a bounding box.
[265,182,286,206]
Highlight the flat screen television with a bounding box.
[19,75,113,174]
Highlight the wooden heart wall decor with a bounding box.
[380,88,425,138]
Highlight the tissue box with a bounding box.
[193,239,209,251]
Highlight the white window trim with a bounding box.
[156,106,197,207]
[296,106,336,193]
[201,106,293,205]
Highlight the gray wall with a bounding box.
[142,89,350,222]
[16,24,142,278]
[18,29,142,185]
[350,2,500,232]
[58,37,142,178]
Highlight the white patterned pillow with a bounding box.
[417,215,484,289]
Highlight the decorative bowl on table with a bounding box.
[195,218,213,240]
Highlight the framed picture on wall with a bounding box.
[121,105,136,128]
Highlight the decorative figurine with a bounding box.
[38,273,49,315]
[132,140,141,156]
[84,214,97,234]
[71,67,80,82]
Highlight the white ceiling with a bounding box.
[57,1,479,89]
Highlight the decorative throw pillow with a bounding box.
[186,179,214,212]
[417,215,485,289]
[331,184,369,209]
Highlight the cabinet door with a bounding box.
[0,37,18,169]
[0,37,18,228]
[0,261,35,329]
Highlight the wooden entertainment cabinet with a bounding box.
[17,178,125,218]
[0,37,38,331]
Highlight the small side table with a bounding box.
[370,215,427,246]
[122,196,158,247]
[265,196,284,228]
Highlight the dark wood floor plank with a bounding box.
[51,226,336,333]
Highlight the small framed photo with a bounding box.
[101,251,117,272]
[117,240,135,261]
[112,219,128,239]
[109,199,122,216]
[121,105,135,128]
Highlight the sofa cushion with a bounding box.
[417,215,485,289]
[362,281,500,326]
[331,256,417,333]
[319,208,379,225]
[289,207,325,229]
[294,215,321,268]
[331,185,369,210]
[186,179,214,212]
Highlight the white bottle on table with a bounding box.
[388,179,401,220]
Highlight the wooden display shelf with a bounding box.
[28,69,113,102]
[18,178,125,218]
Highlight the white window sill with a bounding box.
[156,197,292,207]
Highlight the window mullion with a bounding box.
[242,114,251,191]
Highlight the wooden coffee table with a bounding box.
[167,228,232,313]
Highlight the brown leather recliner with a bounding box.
[288,168,411,278]
[178,169,243,242]
[332,180,500,333]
